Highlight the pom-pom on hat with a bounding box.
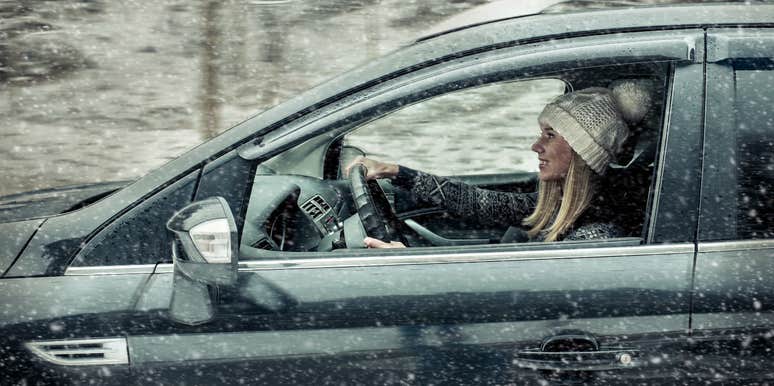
[538,79,653,174]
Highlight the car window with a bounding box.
[343,79,566,176]
[71,172,199,267]
[239,63,670,259]
[735,69,774,239]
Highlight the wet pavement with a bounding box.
[0,0,519,197]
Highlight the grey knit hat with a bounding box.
[538,80,653,174]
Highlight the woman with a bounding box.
[346,80,653,248]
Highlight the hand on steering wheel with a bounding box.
[344,156,399,180]
[347,162,409,247]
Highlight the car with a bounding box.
[1,2,773,384]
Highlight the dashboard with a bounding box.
[240,174,355,257]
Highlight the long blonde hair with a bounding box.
[523,152,597,241]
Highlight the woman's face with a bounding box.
[531,124,573,181]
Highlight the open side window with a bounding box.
[336,66,668,244]
[237,31,695,260]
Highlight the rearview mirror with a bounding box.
[166,197,238,325]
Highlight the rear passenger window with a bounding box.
[735,69,774,239]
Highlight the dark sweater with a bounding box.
[392,166,624,242]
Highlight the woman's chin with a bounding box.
[539,172,562,182]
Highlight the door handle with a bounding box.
[514,332,639,371]
[514,348,639,371]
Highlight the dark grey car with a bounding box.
[1,2,773,384]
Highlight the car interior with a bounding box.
[237,62,669,259]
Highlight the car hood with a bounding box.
[0,181,131,223]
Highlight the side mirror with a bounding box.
[166,197,238,325]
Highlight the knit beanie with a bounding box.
[538,80,653,174]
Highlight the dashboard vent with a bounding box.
[26,338,129,366]
[300,195,330,220]
[311,195,331,212]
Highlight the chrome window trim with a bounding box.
[698,239,774,253]
[72,243,694,275]
[162,244,697,272]
[239,244,694,271]
[64,264,157,276]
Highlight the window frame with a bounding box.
[698,28,774,242]
[239,30,701,261]
[257,30,702,179]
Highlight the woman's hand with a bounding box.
[344,156,399,180]
[364,237,406,249]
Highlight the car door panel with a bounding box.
[692,28,774,382]
[691,240,774,382]
[132,243,693,383]
[693,241,774,326]
[0,272,154,384]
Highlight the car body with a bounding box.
[1,2,773,384]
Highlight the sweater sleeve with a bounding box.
[392,166,537,226]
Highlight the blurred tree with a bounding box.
[201,0,221,138]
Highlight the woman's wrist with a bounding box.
[381,163,399,178]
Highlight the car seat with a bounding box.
[602,78,662,238]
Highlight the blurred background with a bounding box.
[0,0,494,197]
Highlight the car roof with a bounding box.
[417,0,772,42]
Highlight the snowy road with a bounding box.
[0,0,545,197]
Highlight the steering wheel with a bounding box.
[348,164,409,246]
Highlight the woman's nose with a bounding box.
[531,140,543,153]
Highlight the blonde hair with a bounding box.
[523,152,596,241]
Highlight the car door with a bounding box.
[0,170,203,385]
[0,154,255,385]
[124,30,706,385]
[0,270,149,384]
[693,28,774,383]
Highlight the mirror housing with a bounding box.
[166,197,238,325]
